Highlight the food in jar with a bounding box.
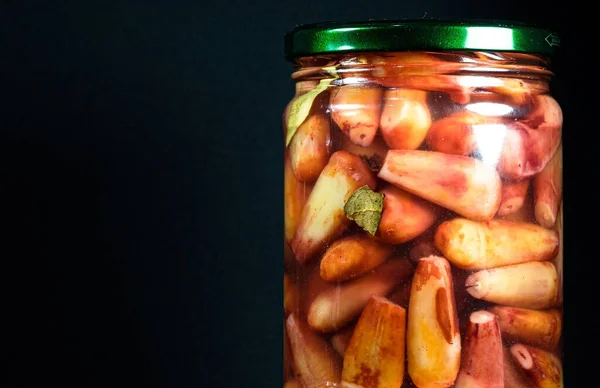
[455,310,504,388]
[375,183,440,244]
[286,313,342,388]
[372,74,536,105]
[502,347,530,388]
[342,295,407,388]
[378,150,502,221]
[288,113,332,182]
[497,94,562,180]
[465,261,559,309]
[291,150,376,263]
[300,264,334,316]
[533,144,563,228]
[380,88,431,150]
[434,218,559,270]
[284,157,313,244]
[330,85,383,147]
[496,189,536,223]
[407,256,461,387]
[489,306,562,351]
[338,132,388,171]
[308,259,413,332]
[498,178,531,216]
[509,343,563,387]
[425,110,498,156]
[319,234,393,282]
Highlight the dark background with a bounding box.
[0,1,589,387]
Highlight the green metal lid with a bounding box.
[284,19,560,61]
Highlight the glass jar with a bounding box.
[283,20,563,388]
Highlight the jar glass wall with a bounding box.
[283,21,563,388]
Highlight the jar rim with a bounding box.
[284,19,560,61]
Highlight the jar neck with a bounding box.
[290,51,553,97]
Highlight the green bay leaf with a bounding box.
[344,185,385,236]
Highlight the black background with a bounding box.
[0,1,590,387]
